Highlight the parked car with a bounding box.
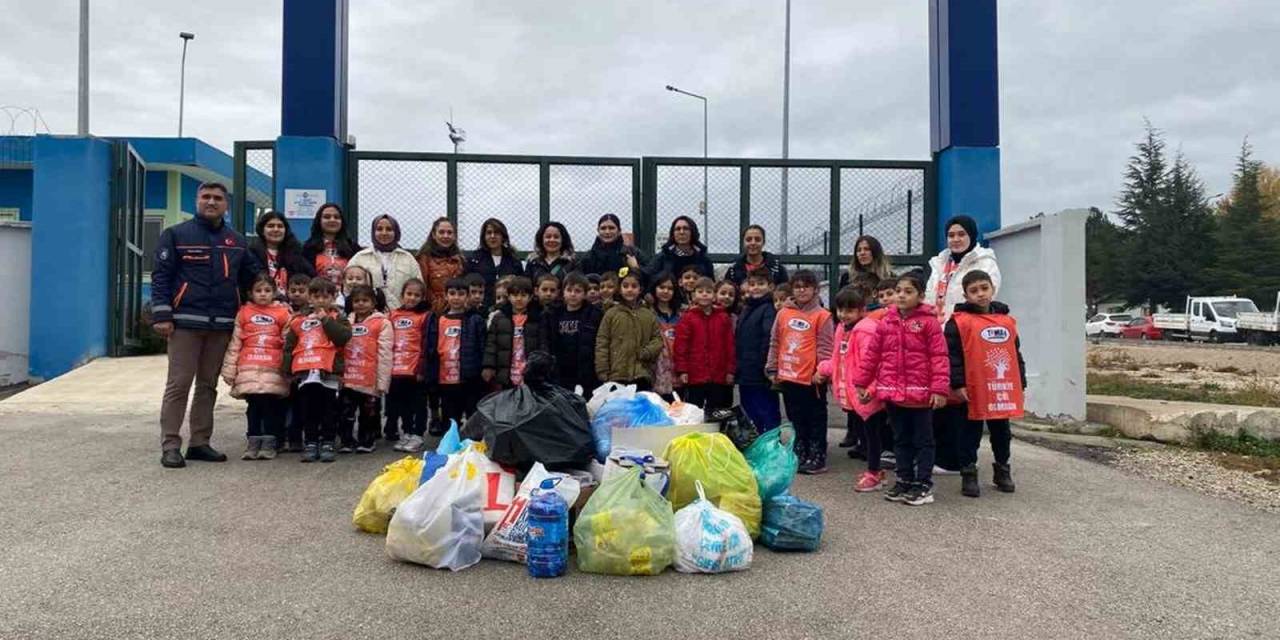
[1120,316,1162,341]
[1086,313,1133,337]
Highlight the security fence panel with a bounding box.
[456,161,540,254]
[231,140,277,233]
[651,163,742,256]
[351,157,448,249]
[548,162,638,255]
[838,167,927,259]
[748,166,831,257]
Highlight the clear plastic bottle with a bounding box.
[526,478,568,578]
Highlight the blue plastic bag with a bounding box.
[418,421,463,486]
[761,494,824,552]
[744,425,799,500]
[437,420,463,455]
[589,397,674,462]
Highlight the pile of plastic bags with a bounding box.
[574,466,676,576]
[587,383,706,462]
[663,432,762,538]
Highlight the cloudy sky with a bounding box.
[3,0,1277,240]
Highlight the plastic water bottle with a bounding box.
[526,478,568,578]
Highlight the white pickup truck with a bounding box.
[1152,296,1259,343]
[1237,293,1280,345]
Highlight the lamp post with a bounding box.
[665,84,709,243]
[77,0,88,136]
[781,0,792,252]
[178,32,195,137]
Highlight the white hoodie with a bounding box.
[925,245,1001,324]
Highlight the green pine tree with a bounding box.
[1085,207,1126,313]
[1205,140,1280,305]
[1115,122,1188,309]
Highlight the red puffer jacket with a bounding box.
[852,304,949,408]
[673,306,736,385]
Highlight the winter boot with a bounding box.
[993,463,1016,493]
[796,440,815,474]
[961,465,980,498]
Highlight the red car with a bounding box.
[1120,316,1162,340]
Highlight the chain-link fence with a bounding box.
[349,152,639,256]
[231,141,277,234]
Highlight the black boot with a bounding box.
[961,465,980,497]
[796,440,815,474]
[993,463,1016,493]
[837,428,857,448]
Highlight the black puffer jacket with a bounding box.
[579,239,647,276]
[483,303,549,387]
[465,249,524,305]
[724,252,788,286]
[422,309,487,386]
[735,294,777,386]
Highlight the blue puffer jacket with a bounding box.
[151,216,261,331]
[422,309,487,386]
[735,294,777,386]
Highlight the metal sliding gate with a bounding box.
[108,141,146,356]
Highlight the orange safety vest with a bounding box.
[344,314,388,390]
[934,260,957,321]
[315,240,349,286]
[510,314,528,386]
[437,316,463,384]
[236,303,291,369]
[775,306,831,385]
[290,311,339,373]
[658,317,677,357]
[954,311,1025,420]
[390,308,428,377]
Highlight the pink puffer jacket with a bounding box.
[818,316,885,419]
[220,304,292,399]
[852,304,949,408]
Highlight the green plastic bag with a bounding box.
[744,425,799,500]
[574,466,676,576]
[663,432,762,538]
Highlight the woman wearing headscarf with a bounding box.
[416,217,466,313]
[837,234,895,290]
[348,214,423,310]
[301,202,361,286]
[924,214,1002,475]
[644,215,714,283]
[724,224,788,287]
[524,221,579,283]
[580,213,647,276]
[249,210,314,295]
[465,217,524,306]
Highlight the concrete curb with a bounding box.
[1087,394,1280,444]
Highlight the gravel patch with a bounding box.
[1109,447,1280,514]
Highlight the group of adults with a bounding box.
[152,180,1003,472]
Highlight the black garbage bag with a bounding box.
[708,406,758,451]
[463,351,594,471]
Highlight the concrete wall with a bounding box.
[0,222,31,385]
[986,209,1088,421]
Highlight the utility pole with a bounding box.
[77,0,89,136]
[781,0,792,252]
[178,32,195,137]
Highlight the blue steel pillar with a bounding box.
[929,0,1000,246]
[278,0,349,241]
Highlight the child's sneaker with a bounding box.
[337,442,355,454]
[904,483,935,506]
[301,443,319,463]
[257,436,278,460]
[241,437,262,461]
[854,470,885,492]
[884,481,911,502]
[319,441,337,463]
[807,449,829,475]
[355,443,376,454]
[401,434,425,453]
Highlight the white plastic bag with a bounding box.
[385,443,490,571]
[586,381,637,418]
[673,480,753,574]
[482,463,581,563]
[666,392,706,425]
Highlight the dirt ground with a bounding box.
[1087,340,1280,390]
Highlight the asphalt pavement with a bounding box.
[2,376,1279,639]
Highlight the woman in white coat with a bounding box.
[925,214,1002,476]
[925,215,1001,324]
[348,214,423,310]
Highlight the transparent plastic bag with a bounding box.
[574,466,676,576]
[590,396,674,462]
[673,481,753,574]
[744,425,799,500]
[585,381,637,418]
[385,444,491,571]
[663,432,762,538]
[352,456,424,534]
[761,493,824,552]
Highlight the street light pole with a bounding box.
[77,0,88,136]
[666,84,709,243]
[781,0,792,252]
[178,32,195,137]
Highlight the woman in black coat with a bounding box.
[248,210,314,294]
[524,221,579,283]
[644,215,714,283]
[579,213,647,276]
[465,217,524,305]
[723,224,788,288]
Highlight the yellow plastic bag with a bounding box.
[663,432,762,538]
[353,456,424,534]
[574,466,676,576]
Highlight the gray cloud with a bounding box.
[1,0,1275,231]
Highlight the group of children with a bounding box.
[219,256,1025,508]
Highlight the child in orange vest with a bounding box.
[340,285,392,454]
[853,272,950,506]
[817,286,888,491]
[424,278,487,428]
[944,269,1025,496]
[221,272,292,460]
[283,277,352,463]
[387,278,431,453]
[766,270,835,474]
[675,277,736,411]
